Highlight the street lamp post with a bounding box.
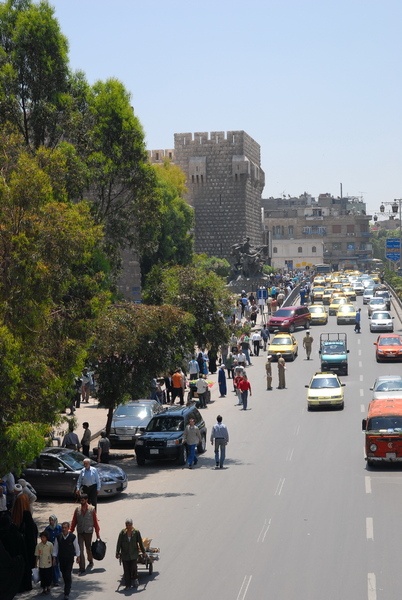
[379,199,402,272]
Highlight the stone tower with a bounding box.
[172,131,265,260]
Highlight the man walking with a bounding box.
[62,425,80,451]
[302,331,314,360]
[52,521,80,600]
[187,357,200,381]
[70,493,100,574]
[210,415,229,469]
[171,368,184,405]
[76,458,100,509]
[260,325,270,351]
[238,374,252,410]
[182,417,201,469]
[265,355,273,390]
[97,430,111,464]
[115,519,147,590]
[277,354,286,389]
[354,308,361,332]
[251,330,262,357]
[80,422,91,458]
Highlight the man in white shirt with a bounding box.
[210,415,229,469]
[195,375,209,408]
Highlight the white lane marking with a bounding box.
[237,575,252,600]
[360,374,364,382]
[360,389,364,397]
[257,518,272,543]
[275,478,285,496]
[361,404,365,413]
[359,360,362,367]
[366,517,374,540]
[294,425,300,436]
[368,573,377,600]
[365,476,372,494]
[359,349,362,356]
[286,448,294,461]
[358,338,361,345]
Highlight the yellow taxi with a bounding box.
[322,288,336,305]
[309,304,328,325]
[370,274,381,284]
[342,286,356,302]
[267,333,298,361]
[305,372,345,410]
[332,282,343,291]
[336,303,357,325]
[329,296,348,316]
[311,286,326,303]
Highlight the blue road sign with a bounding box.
[257,288,268,299]
[386,238,401,262]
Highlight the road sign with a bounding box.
[386,238,401,262]
[257,288,268,299]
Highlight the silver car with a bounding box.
[352,282,364,295]
[363,287,374,304]
[109,400,165,446]
[368,297,387,317]
[369,310,394,332]
[370,375,402,400]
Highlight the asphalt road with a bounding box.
[20,295,402,600]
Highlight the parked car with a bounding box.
[370,375,402,400]
[135,405,207,466]
[267,306,311,333]
[369,311,394,333]
[374,334,402,362]
[20,448,128,498]
[305,372,345,410]
[267,333,298,361]
[368,297,388,317]
[109,400,165,447]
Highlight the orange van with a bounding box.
[362,398,402,466]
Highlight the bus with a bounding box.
[314,263,331,275]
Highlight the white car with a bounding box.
[368,297,388,317]
[369,310,394,332]
[363,287,375,304]
[352,282,364,295]
[370,375,402,400]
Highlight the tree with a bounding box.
[143,264,232,350]
[0,130,109,473]
[140,160,194,279]
[193,254,231,278]
[0,0,70,148]
[89,302,195,434]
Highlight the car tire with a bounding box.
[177,444,188,466]
[304,320,310,330]
[197,434,206,454]
[289,324,295,333]
[376,355,380,363]
[136,455,146,466]
[290,353,295,362]
[148,561,153,574]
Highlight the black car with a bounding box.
[135,405,207,466]
[20,448,127,498]
[109,399,165,447]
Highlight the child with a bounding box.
[34,530,53,595]
[45,515,62,586]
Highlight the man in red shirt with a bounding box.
[233,368,244,406]
[237,375,252,410]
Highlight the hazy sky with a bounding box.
[50,0,402,216]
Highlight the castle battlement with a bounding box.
[174,130,254,146]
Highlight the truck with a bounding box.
[319,333,349,376]
[362,398,402,466]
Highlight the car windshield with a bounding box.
[376,292,390,298]
[272,337,292,345]
[322,343,345,354]
[375,380,402,391]
[310,377,339,389]
[310,306,324,313]
[146,416,184,432]
[378,337,402,346]
[370,299,384,305]
[273,309,295,318]
[372,313,390,320]
[114,405,152,418]
[60,451,92,470]
[368,417,402,432]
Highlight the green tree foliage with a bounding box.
[0,0,70,148]
[89,302,195,434]
[193,254,231,278]
[0,130,109,473]
[143,264,232,350]
[140,160,194,279]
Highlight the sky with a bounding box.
[49,0,402,217]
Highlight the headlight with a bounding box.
[166,439,180,446]
[378,350,385,354]
[136,439,144,446]
[100,476,114,483]
[369,444,377,452]
[282,320,289,324]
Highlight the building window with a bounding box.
[273,247,278,253]
[192,175,194,183]
[312,246,317,253]
[347,224,355,233]
[332,242,341,251]
[288,226,294,237]
[276,226,281,236]
[298,247,302,253]
[168,152,172,159]
[332,225,341,233]
[156,152,159,160]
[281,226,285,236]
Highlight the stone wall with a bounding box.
[172,131,265,261]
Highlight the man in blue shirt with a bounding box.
[210,415,229,469]
[76,459,101,509]
[354,308,361,332]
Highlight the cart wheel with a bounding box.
[148,561,153,574]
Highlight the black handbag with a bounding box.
[91,538,107,561]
